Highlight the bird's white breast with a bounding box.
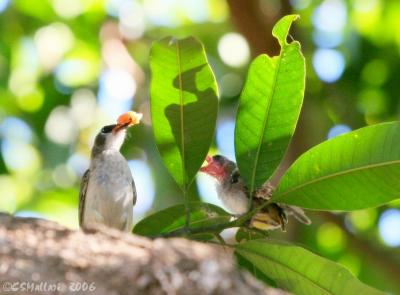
[216,185,249,215]
[83,150,134,231]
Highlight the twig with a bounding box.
[204,239,235,248]
[154,201,272,238]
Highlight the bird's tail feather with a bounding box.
[280,204,311,225]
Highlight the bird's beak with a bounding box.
[199,155,213,172]
[199,155,224,180]
[113,111,143,133]
[112,122,129,133]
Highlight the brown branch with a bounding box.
[226,0,291,56]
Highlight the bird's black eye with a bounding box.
[101,124,116,134]
[230,169,240,184]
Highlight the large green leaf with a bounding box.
[150,36,218,190]
[235,239,384,295]
[234,15,305,193]
[236,253,276,287]
[273,122,400,210]
[132,202,231,237]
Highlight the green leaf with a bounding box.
[234,15,305,193]
[236,253,276,287]
[235,239,384,295]
[132,202,231,238]
[273,122,400,210]
[150,36,218,190]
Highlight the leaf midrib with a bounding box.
[250,54,283,193]
[175,41,186,190]
[236,246,334,295]
[273,159,400,200]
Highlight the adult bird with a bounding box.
[79,111,142,232]
[200,155,311,231]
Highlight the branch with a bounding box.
[157,201,272,238]
[0,212,290,295]
[226,0,291,56]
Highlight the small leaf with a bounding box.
[235,14,305,193]
[133,202,231,238]
[150,36,218,191]
[273,122,400,210]
[235,239,384,295]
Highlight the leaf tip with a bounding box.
[272,14,300,47]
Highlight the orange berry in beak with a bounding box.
[117,111,143,127]
[112,111,143,133]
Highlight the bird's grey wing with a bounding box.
[79,169,90,228]
[131,178,137,206]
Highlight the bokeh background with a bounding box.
[0,0,399,292]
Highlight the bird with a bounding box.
[199,154,311,231]
[79,111,142,232]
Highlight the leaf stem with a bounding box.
[183,189,190,229]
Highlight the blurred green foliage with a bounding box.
[0,0,400,293]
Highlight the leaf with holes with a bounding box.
[235,239,384,295]
[150,37,218,191]
[235,14,305,193]
[272,122,400,210]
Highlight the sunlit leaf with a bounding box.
[150,36,218,191]
[235,239,384,295]
[132,202,230,238]
[273,122,400,210]
[235,15,305,193]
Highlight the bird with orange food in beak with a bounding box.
[79,111,142,231]
[200,155,311,231]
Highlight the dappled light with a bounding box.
[379,209,400,247]
[218,33,250,68]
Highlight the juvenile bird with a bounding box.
[200,155,311,231]
[79,111,142,231]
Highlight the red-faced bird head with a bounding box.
[200,155,236,182]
